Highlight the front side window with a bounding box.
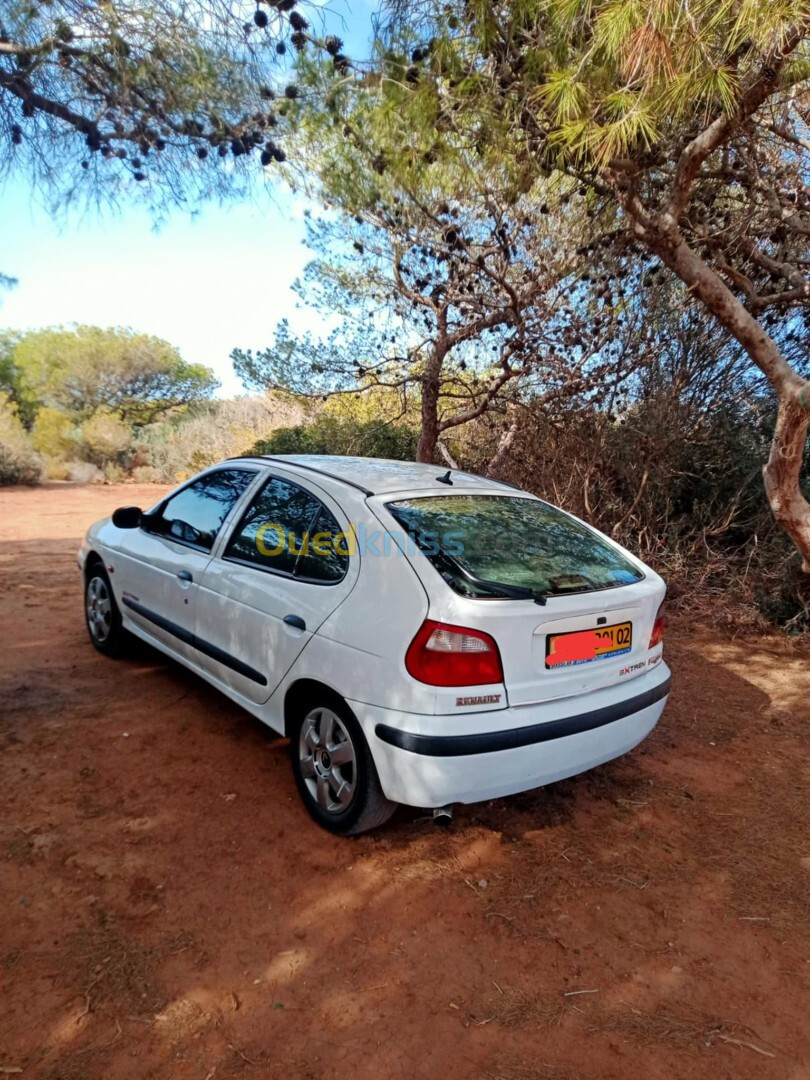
[386,494,643,599]
[151,469,256,551]
[225,476,349,583]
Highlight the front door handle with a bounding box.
[177,570,193,582]
[283,614,306,631]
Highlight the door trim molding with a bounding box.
[122,596,268,686]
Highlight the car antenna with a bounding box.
[436,470,453,485]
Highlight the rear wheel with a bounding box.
[84,563,126,657]
[289,695,396,835]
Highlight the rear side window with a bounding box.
[225,476,349,583]
[386,494,643,598]
[151,469,255,551]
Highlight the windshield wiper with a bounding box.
[418,540,549,605]
[476,577,549,605]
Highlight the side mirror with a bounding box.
[111,506,143,529]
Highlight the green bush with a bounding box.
[136,393,312,481]
[31,407,77,457]
[80,412,133,466]
[0,442,42,485]
[252,415,418,460]
[0,393,41,485]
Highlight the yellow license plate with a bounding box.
[546,621,633,669]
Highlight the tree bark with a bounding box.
[416,330,447,463]
[487,414,519,477]
[416,371,440,462]
[639,226,810,572]
[437,439,459,469]
[763,394,810,572]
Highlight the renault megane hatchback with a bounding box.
[79,455,671,834]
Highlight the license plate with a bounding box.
[546,621,632,669]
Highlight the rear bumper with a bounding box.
[349,663,671,807]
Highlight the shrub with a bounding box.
[80,412,132,466]
[252,415,418,460]
[68,462,103,484]
[103,462,127,483]
[131,464,163,483]
[137,393,311,481]
[42,457,73,481]
[0,442,42,485]
[31,407,77,457]
[0,393,41,485]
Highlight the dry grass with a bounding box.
[60,917,165,1018]
[721,773,810,928]
[589,1000,779,1059]
[591,1001,721,1045]
[483,986,570,1029]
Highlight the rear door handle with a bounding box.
[283,614,306,631]
[177,570,193,582]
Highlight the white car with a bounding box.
[79,455,670,834]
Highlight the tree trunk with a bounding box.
[416,398,439,462]
[641,227,810,572]
[437,439,459,469]
[416,333,447,463]
[487,414,519,477]
[763,393,810,572]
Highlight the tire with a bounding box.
[84,562,127,657]
[289,693,397,836]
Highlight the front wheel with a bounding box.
[84,563,127,657]
[289,696,396,835]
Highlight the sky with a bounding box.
[0,0,375,398]
[0,167,322,398]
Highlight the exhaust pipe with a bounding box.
[432,805,453,826]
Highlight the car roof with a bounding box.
[233,454,522,497]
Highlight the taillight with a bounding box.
[405,619,504,687]
[649,603,665,649]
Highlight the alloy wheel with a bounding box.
[86,574,112,644]
[298,706,357,814]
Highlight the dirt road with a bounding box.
[1,484,809,1079]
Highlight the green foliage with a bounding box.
[0,331,23,406]
[232,319,359,398]
[252,414,418,460]
[0,324,220,480]
[10,326,217,427]
[80,412,133,467]
[31,406,77,457]
[357,0,810,168]
[0,392,41,485]
[0,2,296,211]
[339,0,810,334]
[135,393,312,481]
[232,103,624,463]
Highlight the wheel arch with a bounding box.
[283,678,348,737]
[83,550,105,578]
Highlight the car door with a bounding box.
[111,467,259,660]
[193,472,359,704]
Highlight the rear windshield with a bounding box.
[386,494,643,599]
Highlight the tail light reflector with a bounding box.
[649,603,665,649]
[405,619,504,687]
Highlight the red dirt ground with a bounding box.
[1,483,809,1080]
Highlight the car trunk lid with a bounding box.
[422,575,665,707]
